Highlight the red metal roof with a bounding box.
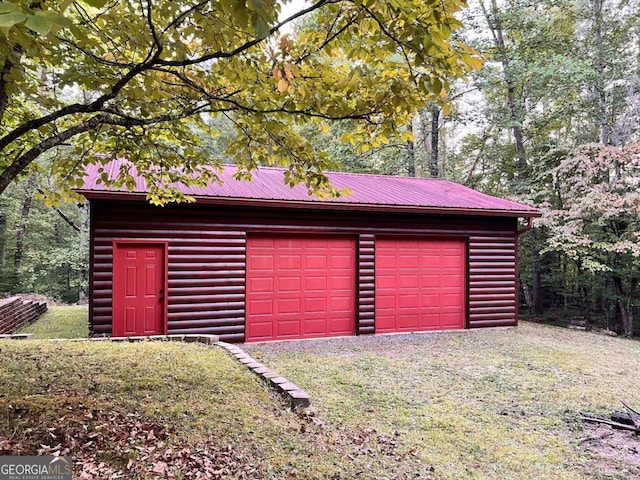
[78,160,540,217]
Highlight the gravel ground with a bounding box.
[242,327,509,357]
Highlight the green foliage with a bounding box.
[0,0,481,203]
[538,143,640,332]
[0,170,87,302]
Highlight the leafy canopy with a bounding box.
[0,0,480,203]
[539,142,640,273]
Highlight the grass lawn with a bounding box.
[15,305,88,339]
[245,323,640,480]
[3,309,640,479]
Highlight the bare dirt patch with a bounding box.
[579,424,640,478]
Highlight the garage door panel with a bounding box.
[249,299,274,315]
[376,238,466,333]
[249,254,274,270]
[306,255,328,269]
[422,274,441,287]
[305,276,327,291]
[250,238,275,248]
[399,274,419,288]
[442,293,462,306]
[377,294,396,309]
[250,321,274,338]
[421,293,440,305]
[246,236,356,342]
[331,295,354,311]
[443,274,462,287]
[443,256,464,268]
[376,275,396,288]
[278,276,301,291]
[278,319,301,337]
[331,275,355,289]
[376,315,395,331]
[305,318,326,334]
[277,298,301,314]
[279,255,302,270]
[249,277,273,293]
[398,314,418,329]
[305,297,327,313]
[398,255,419,268]
[377,254,396,268]
[399,294,419,308]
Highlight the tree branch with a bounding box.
[163,0,209,33]
[36,188,81,233]
[149,66,376,122]
[0,105,209,195]
[156,0,335,67]
[0,51,162,153]
[142,0,163,64]
[56,36,133,68]
[295,8,361,64]
[0,114,109,194]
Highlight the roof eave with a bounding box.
[77,190,542,218]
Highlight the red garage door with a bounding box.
[246,236,356,342]
[376,238,466,333]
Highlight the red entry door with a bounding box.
[376,238,466,333]
[112,242,166,336]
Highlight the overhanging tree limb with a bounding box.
[0,0,480,201]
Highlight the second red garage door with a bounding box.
[246,236,356,342]
[376,238,466,333]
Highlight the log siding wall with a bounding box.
[468,235,518,328]
[90,201,521,342]
[357,234,376,334]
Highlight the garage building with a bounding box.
[79,162,540,343]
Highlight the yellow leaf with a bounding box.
[277,78,288,92]
[401,130,414,142]
[469,56,483,72]
[284,65,294,80]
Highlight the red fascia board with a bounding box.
[77,189,542,218]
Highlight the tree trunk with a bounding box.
[0,44,24,124]
[577,261,592,322]
[12,174,36,290]
[79,201,90,302]
[0,210,6,291]
[483,0,528,174]
[430,105,440,177]
[520,273,533,310]
[592,0,609,145]
[531,229,543,314]
[613,276,633,335]
[406,123,416,177]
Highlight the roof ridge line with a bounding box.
[219,163,453,183]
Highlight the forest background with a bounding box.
[1,0,639,335]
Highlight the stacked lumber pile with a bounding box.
[0,296,47,334]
